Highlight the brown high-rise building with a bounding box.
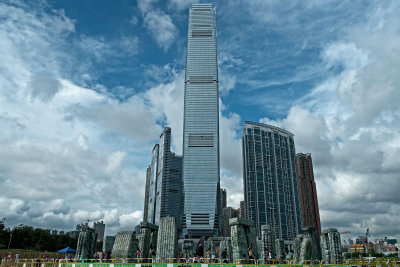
[296,153,321,235]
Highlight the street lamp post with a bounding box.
[8,228,14,250]
[2,218,15,252]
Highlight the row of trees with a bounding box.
[0,223,77,252]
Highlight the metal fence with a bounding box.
[1,259,400,267]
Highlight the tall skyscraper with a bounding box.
[296,153,321,235]
[143,165,151,223]
[93,221,105,243]
[182,3,220,237]
[146,128,183,234]
[242,121,302,241]
[154,128,172,225]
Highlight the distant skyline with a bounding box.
[0,0,400,238]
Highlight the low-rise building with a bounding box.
[350,244,365,253]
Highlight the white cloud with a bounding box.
[78,35,111,61]
[106,151,126,174]
[120,36,139,55]
[29,74,62,102]
[219,71,237,95]
[168,0,199,11]
[130,16,138,25]
[73,210,104,222]
[0,1,150,234]
[220,112,242,177]
[138,0,178,51]
[218,110,244,209]
[118,211,143,230]
[78,35,139,60]
[322,42,369,70]
[68,96,162,143]
[145,70,184,153]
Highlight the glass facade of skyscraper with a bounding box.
[146,128,183,234]
[147,144,159,224]
[242,121,302,241]
[161,153,183,233]
[182,3,220,237]
[143,165,151,223]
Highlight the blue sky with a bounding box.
[1,0,400,239]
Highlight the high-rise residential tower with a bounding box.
[146,128,183,233]
[182,3,220,237]
[143,165,151,223]
[161,152,183,230]
[296,153,321,235]
[93,221,105,243]
[242,121,302,241]
[147,144,159,224]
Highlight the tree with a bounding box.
[0,224,78,252]
[0,219,5,231]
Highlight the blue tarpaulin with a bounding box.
[58,247,76,253]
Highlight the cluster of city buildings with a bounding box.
[49,221,105,242]
[141,2,322,246]
[344,236,399,254]
[74,3,397,263]
[132,3,334,261]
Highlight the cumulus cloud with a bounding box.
[29,74,62,102]
[120,36,139,55]
[219,72,237,96]
[0,1,150,234]
[106,151,126,174]
[138,0,178,51]
[68,97,162,143]
[144,70,184,152]
[119,211,143,230]
[220,112,242,178]
[78,35,139,61]
[167,0,199,11]
[130,16,138,25]
[78,36,112,61]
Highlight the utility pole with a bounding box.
[8,229,13,250]
[2,218,14,252]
